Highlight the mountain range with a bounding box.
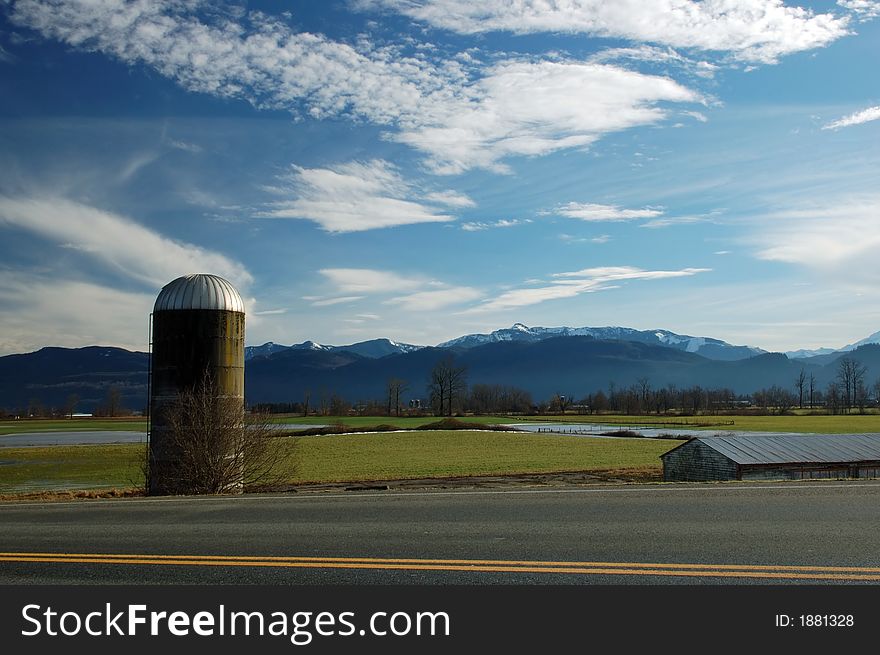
[5,325,880,413]
[245,323,768,363]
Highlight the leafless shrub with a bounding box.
[148,372,291,495]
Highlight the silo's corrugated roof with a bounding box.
[688,434,880,466]
[154,274,245,313]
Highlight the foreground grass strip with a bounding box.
[3,552,879,582]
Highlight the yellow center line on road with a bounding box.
[2,552,879,581]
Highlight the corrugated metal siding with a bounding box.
[662,440,739,481]
[154,274,245,313]
[692,434,880,465]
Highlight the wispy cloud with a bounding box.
[822,105,880,130]
[394,60,701,174]
[640,215,708,229]
[0,270,154,355]
[385,287,483,311]
[466,265,710,312]
[559,233,611,244]
[838,1,880,21]
[552,202,663,222]
[0,195,252,290]
[358,0,850,64]
[307,296,365,307]
[0,43,16,63]
[319,268,419,294]
[9,1,702,174]
[588,45,718,79]
[260,160,455,232]
[423,190,476,208]
[319,267,481,310]
[461,218,530,231]
[750,197,880,276]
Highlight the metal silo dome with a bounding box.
[148,273,246,495]
[153,274,245,314]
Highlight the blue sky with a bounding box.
[1,0,879,355]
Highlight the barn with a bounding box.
[661,434,880,482]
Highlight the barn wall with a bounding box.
[742,464,880,481]
[662,440,738,481]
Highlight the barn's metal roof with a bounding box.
[681,434,880,466]
[153,274,245,313]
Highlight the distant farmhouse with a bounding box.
[662,434,880,482]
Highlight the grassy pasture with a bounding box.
[6,413,880,436]
[0,430,675,495]
[516,414,880,434]
[0,418,147,436]
[0,444,146,494]
[269,415,510,428]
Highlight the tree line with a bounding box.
[256,354,880,417]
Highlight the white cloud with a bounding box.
[319,267,482,310]
[0,271,154,355]
[358,0,850,63]
[385,287,483,311]
[588,45,718,79]
[467,265,710,312]
[838,1,880,20]
[10,1,702,174]
[461,218,530,231]
[822,105,880,130]
[261,160,455,232]
[559,233,612,244]
[640,215,707,229]
[309,296,365,307]
[319,268,422,294]
[0,43,16,63]
[393,60,701,174]
[553,202,663,222]
[0,195,252,290]
[423,190,476,208]
[751,197,880,276]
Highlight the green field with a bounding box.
[270,415,511,428]
[0,419,147,436]
[516,413,880,434]
[0,430,675,495]
[0,444,146,494]
[7,413,880,436]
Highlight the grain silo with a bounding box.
[148,274,245,495]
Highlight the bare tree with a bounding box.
[795,368,807,409]
[809,373,816,409]
[386,378,409,416]
[428,355,468,416]
[836,357,868,413]
[150,372,289,495]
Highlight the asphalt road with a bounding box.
[2,481,880,584]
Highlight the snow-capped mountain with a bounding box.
[245,338,422,361]
[438,323,766,361]
[243,341,299,360]
[785,347,838,359]
[786,330,880,360]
